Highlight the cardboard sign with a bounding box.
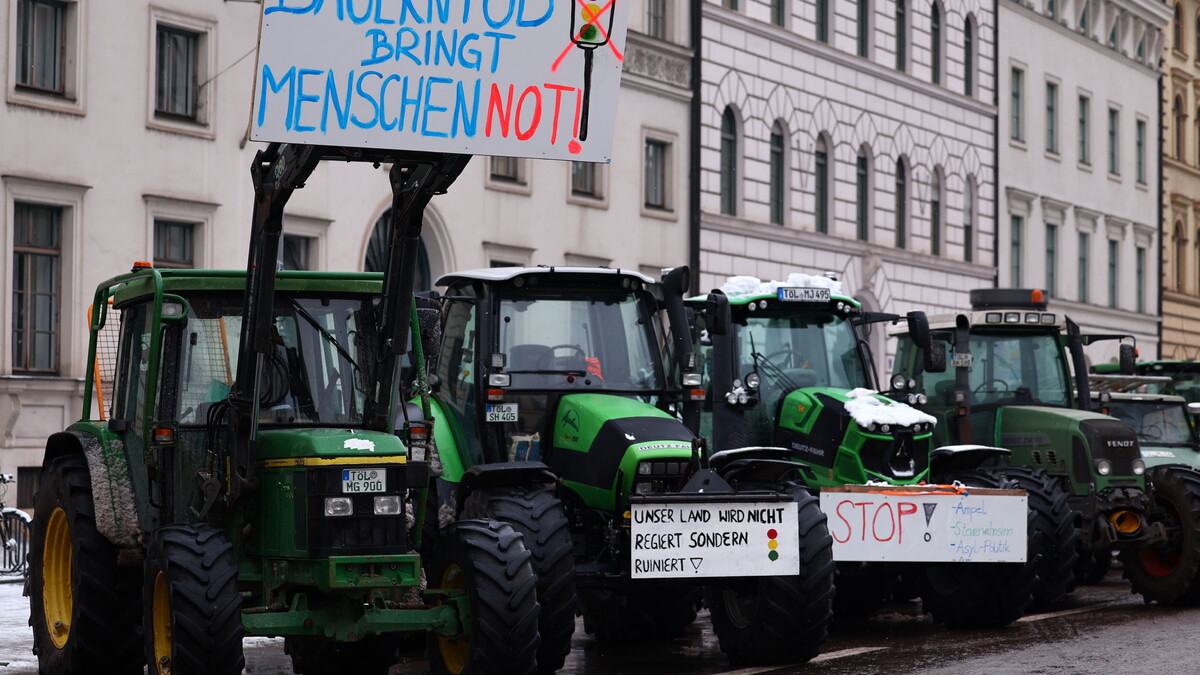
[820,486,1027,563]
[251,0,630,161]
[630,501,800,579]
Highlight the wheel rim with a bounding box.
[721,586,758,629]
[437,563,470,675]
[151,571,173,674]
[41,507,73,650]
[1137,498,1184,578]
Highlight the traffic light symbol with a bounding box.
[580,3,602,42]
[767,528,779,561]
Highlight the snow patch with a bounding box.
[343,438,375,452]
[844,388,937,427]
[719,272,843,299]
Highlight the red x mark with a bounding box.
[551,0,623,72]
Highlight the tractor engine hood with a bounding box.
[996,406,1144,487]
[255,428,407,462]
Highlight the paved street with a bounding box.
[3,565,1200,674]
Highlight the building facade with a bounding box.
[698,0,999,373]
[996,0,1168,365]
[1,0,692,504]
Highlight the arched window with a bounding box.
[964,14,976,96]
[815,134,831,234]
[856,145,872,241]
[1176,222,1187,292]
[931,3,943,85]
[769,121,787,225]
[895,157,908,249]
[720,107,738,216]
[1176,4,1185,52]
[964,177,976,262]
[367,211,432,291]
[1176,97,1186,159]
[930,167,944,256]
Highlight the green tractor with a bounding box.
[686,276,1071,627]
[1093,360,1200,402]
[891,288,1200,605]
[26,145,547,675]
[419,265,835,665]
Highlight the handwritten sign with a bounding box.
[819,486,1027,563]
[630,501,800,579]
[251,0,630,161]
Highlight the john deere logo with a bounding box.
[562,409,580,432]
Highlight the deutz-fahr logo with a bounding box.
[791,442,825,458]
[562,409,580,432]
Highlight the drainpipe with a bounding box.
[991,0,1000,288]
[689,0,702,280]
[1157,72,1164,358]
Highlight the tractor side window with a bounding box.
[177,314,238,425]
[112,303,156,436]
[436,297,479,458]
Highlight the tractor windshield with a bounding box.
[1106,400,1196,446]
[735,308,869,391]
[961,330,1071,407]
[497,289,662,391]
[174,293,379,426]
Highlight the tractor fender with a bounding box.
[455,461,558,515]
[46,430,142,548]
[708,446,813,484]
[930,444,1012,476]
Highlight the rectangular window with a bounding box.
[155,24,198,119]
[1136,119,1147,184]
[1108,239,1119,308]
[769,131,785,225]
[281,234,311,271]
[644,139,668,209]
[1047,0,1057,19]
[1079,0,1089,31]
[490,156,521,183]
[1011,215,1023,286]
[153,220,195,269]
[1011,68,1024,141]
[815,147,829,234]
[1046,82,1058,153]
[1108,107,1120,175]
[1078,96,1091,164]
[856,154,869,240]
[1136,246,1146,313]
[816,0,829,42]
[571,162,597,197]
[12,202,62,373]
[1046,223,1058,296]
[646,0,667,39]
[722,0,738,9]
[931,192,942,256]
[772,0,786,26]
[857,0,870,57]
[16,0,65,93]
[896,0,907,70]
[1078,232,1090,303]
[895,166,907,249]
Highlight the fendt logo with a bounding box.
[1107,440,1136,448]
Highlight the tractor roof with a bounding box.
[436,265,654,288]
[686,273,856,306]
[889,309,1066,335]
[110,268,383,305]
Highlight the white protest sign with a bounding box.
[820,486,1027,563]
[630,501,800,579]
[251,0,630,162]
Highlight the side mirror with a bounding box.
[1118,343,1136,375]
[705,291,731,336]
[927,341,947,373]
[906,311,931,350]
[415,295,444,360]
[661,266,690,297]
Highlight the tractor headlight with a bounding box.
[1132,459,1146,476]
[916,393,928,405]
[745,372,761,389]
[638,462,653,475]
[324,497,354,517]
[1096,459,1113,476]
[891,374,907,390]
[373,495,403,515]
[880,424,891,433]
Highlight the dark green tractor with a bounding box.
[686,277,1071,627]
[27,146,543,675]
[1093,360,1200,402]
[892,288,1200,605]
[420,265,835,665]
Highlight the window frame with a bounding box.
[641,129,678,220]
[815,134,832,235]
[931,2,944,85]
[1107,238,1119,308]
[1046,222,1058,297]
[1045,80,1059,155]
[146,7,215,137]
[769,122,788,225]
[964,14,976,97]
[11,202,62,374]
[856,146,872,241]
[930,167,944,256]
[1010,66,1025,143]
[567,160,609,209]
[8,0,84,114]
[1107,106,1121,177]
[895,158,908,249]
[1011,214,1023,286]
[152,219,196,269]
[719,107,740,216]
[645,0,668,40]
[1079,231,1091,302]
[1078,93,1091,166]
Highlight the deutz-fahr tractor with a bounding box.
[419,265,835,665]
[891,288,1200,605]
[26,145,547,675]
[686,275,1070,627]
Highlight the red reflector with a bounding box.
[487,388,505,401]
[409,426,428,438]
[688,389,706,401]
[153,427,174,444]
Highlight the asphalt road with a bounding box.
[2,566,1196,674]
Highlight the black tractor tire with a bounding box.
[578,586,703,644]
[831,565,895,619]
[704,486,835,665]
[284,635,400,675]
[989,465,1078,611]
[28,454,144,675]
[918,468,1037,628]
[427,519,540,675]
[1074,547,1113,586]
[1121,466,1200,605]
[143,524,244,675]
[464,486,576,673]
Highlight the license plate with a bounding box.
[342,468,386,493]
[777,287,831,303]
[486,403,518,422]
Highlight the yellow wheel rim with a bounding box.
[41,507,73,650]
[437,563,469,675]
[151,571,173,674]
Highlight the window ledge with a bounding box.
[8,89,85,116]
[566,192,609,209]
[485,177,532,196]
[640,204,678,222]
[1009,138,1027,151]
[1078,161,1093,173]
[1045,149,1062,162]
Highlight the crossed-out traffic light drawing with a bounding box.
[552,0,622,142]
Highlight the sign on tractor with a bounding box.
[251,0,631,161]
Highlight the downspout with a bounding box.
[1157,72,1165,358]
[689,0,702,279]
[991,0,1000,287]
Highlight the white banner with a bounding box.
[630,501,800,579]
[820,486,1027,563]
[250,0,630,161]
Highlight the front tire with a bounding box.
[28,454,143,675]
[1122,466,1200,605]
[143,524,244,675]
[989,466,1078,610]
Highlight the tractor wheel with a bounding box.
[143,524,244,675]
[284,635,400,675]
[918,468,1037,628]
[704,486,834,665]
[831,565,895,619]
[463,486,575,673]
[1074,547,1113,586]
[427,520,539,675]
[988,465,1078,611]
[578,586,703,644]
[1121,466,1200,605]
[28,454,144,675]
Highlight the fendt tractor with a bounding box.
[26,144,556,675]
[418,265,836,665]
[891,288,1200,605]
[685,275,1070,627]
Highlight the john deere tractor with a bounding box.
[686,275,1074,627]
[419,265,835,665]
[891,288,1200,605]
[27,145,546,675]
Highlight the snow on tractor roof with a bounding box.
[436,265,654,287]
[717,273,847,302]
[844,388,938,428]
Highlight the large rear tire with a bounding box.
[28,454,143,675]
[464,486,575,673]
[989,465,1078,610]
[427,520,540,675]
[578,586,702,644]
[1121,466,1200,605]
[284,635,400,675]
[143,524,244,675]
[705,486,834,665]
